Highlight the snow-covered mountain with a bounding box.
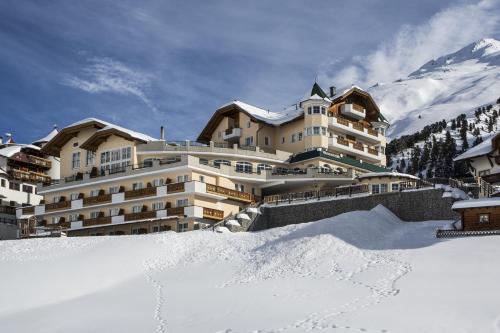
[368,38,500,138]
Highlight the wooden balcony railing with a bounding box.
[203,207,224,220]
[353,142,364,151]
[205,184,254,203]
[10,170,30,181]
[124,186,156,200]
[82,216,111,227]
[368,147,379,155]
[167,182,185,193]
[124,210,156,221]
[22,206,35,215]
[337,117,349,126]
[352,122,364,131]
[367,128,379,137]
[83,194,112,206]
[0,206,16,215]
[352,104,365,112]
[26,155,52,168]
[167,207,185,216]
[45,200,71,211]
[337,137,349,146]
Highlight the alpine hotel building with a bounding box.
[17,83,390,236]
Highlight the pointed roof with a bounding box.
[32,127,59,146]
[310,82,329,99]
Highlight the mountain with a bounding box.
[368,38,500,138]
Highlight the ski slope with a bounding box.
[0,206,499,333]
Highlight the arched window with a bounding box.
[236,161,253,173]
[256,163,272,174]
[213,160,231,168]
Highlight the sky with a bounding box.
[1,0,500,143]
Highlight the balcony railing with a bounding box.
[205,184,254,203]
[203,207,224,220]
[353,142,364,151]
[223,127,242,140]
[329,117,380,140]
[82,216,111,227]
[167,182,185,193]
[367,128,379,136]
[45,200,71,211]
[368,147,379,155]
[0,206,16,215]
[124,186,156,200]
[337,137,349,146]
[83,194,112,206]
[22,206,35,215]
[167,207,185,217]
[26,155,52,168]
[352,122,364,131]
[124,210,156,221]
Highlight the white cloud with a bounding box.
[63,57,157,112]
[322,0,500,88]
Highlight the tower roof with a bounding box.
[310,82,328,99]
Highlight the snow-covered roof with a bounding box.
[452,198,500,210]
[69,118,156,141]
[221,100,304,126]
[454,132,499,161]
[0,144,40,158]
[356,172,420,180]
[33,128,59,145]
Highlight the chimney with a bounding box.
[0,136,2,145]
[329,86,336,97]
[160,126,165,140]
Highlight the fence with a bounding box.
[436,229,500,238]
[264,184,369,205]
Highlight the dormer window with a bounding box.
[313,106,320,114]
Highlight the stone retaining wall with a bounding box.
[250,189,459,231]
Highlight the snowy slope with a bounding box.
[368,38,500,138]
[1,206,500,333]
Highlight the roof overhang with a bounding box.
[333,87,386,123]
[80,127,149,151]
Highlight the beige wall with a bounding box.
[210,117,229,143]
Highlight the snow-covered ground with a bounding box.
[1,206,499,333]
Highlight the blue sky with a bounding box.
[1,0,499,143]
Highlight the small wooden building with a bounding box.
[452,198,500,231]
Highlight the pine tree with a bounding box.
[473,135,483,146]
[420,143,430,172]
[451,119,456,130]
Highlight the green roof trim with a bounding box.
[311,82,328,99]
[289,149,391,173]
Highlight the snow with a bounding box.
[454,131,498,161]
[452,197,500,209]
[236,212,251,220]
[67,117,156,142]
[369,38,500,138]
[32,128,59,145]
[356,171,420,180]
[246,207,261,214]
[0,144,40,158]
[220,100,304,126]
[2,205,500,332]
[225,219,241,227]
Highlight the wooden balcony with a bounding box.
[124,186,156,200]
[353,142,364,151]
[367,128,379,137]
[337,137,349,146]
[82,216,111,227]
[22,206,35,215]
[83,194,112,206]
[45,200,71,211]
[368,147,379,155]
[167,207,185,216]
[205,184,254,203]
[0,206,16,215]
[10,169,30,181]
[203,207,224,220]
[352,104,365,112]
[352,122,364,132]
[124,210,156,221]
[336,117,349,126]
[26,155,51,169]
[167,182,185,193]
[29,172,51,184]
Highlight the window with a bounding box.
[313,127,320,135]
[152,202,164,211]
[321,106,326,115]
[199,175,205,183]
[176,198,188,207]
[177,175,189,183]
[100,147,132,172]
[313,106,320,114]
[213,160,231,168]
[70,192,79,200]
[68,214,79,222]
[380,183,388,193]
[132,205,142,213]
[90,211,100,219]
[199,158,208,165]
[307,107,312,115]
[264,136,270,145]
[1,179,5,187]
[298,132,303,141]
[218,131,222,138]
[391,183,399,192]
[380,147,386,154]
[281,137,285,144]
[257,164,272,173]
[90,189,99,197]
[291,134,296,143]
[132,182,143,190]
[53,196,61,203]
[235,184,245,192]
[72,152,81,169]
[86,151,95,166]
[479,214,490,223]
[22,185,33,193]
[51,216,60,224]
[236,161,253,173]
[247,121,251,128]
[109,208,120,216]
[109,186,120,194]
[178,222,189,232]
[153,226,160,233]
[321,127,327,136]
[306,128,312,136]
[245,136,254,146]
[371,184,380,194]
[153,178,164,187]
